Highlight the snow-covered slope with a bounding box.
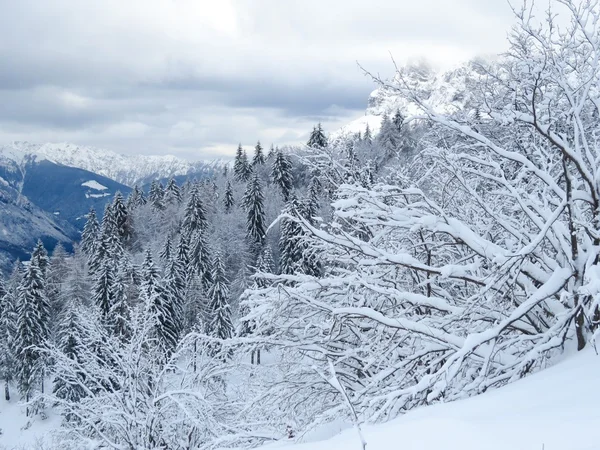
[0,142,227,187]
[265,349,600,450]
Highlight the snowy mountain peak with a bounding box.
[0,141,228,187]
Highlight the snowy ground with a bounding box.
[1,350,598,449]
[264,349,600,450]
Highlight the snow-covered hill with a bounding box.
[0,142,228,187]
[262,349,599,450]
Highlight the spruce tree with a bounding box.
[159,236,173,263]
[149,180,165,211]
[112,191,132,245]
[268,144,276,159]
[175,233,191,273]
[307,123,328,148]
[364,123,373,145]
[233,144,245,181]
[165,178,182,205]
[253,141,266,166]
[279,194,304,275]
[183,185,208,235]
[163,257,186,345]
[81,208,100,257]
[47,243,69,338]
[271,148,294,201]
[0,263,20,401]
[377,113,401,159]
[223,181,235,213]
[110,264,132,340]
[392,108,404,131]
[52,297,87,410]
[206,252,233,342]
[126,185,147,210]
[32,240,49,278]
[242,172,266,249]
[93,258,115,320]
[254,246,275,288]
[15,257,51,412]
[189,231,212,289]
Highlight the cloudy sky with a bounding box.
[0,0,515,160]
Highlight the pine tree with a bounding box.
[307,123,328,148]
[242,172,266,249]
[52,296,86,410]
[142,250,179,355]
[110,264,132,340]
[165,178,182,205]
[93,258,115,320]
[159,236,173,263]
[126,185,147,210]
[279,194,304,275]
[364,123,372,145]
[0,263,20,401]
[253,141,266,166]
[268,144,276,159]
[32,240,49,278]
[234,144,252,181]
[183,185,208,235]
[15,257,51,413]
[206,252,233,342]
[112,191,133,245]
[271,148,294,201]
[149,180,165,211]
[223,181,235,213]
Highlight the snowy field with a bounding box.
[1,349,597,449]
[263,349,600,450]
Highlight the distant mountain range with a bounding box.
[0,142,230,272]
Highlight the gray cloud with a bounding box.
[0,0,515,159]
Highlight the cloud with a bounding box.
[0,0,515,159]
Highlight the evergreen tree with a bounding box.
[271,148,294,201]
[279,194,304,275]
[149,180,165,211]
[52,296,87,410]
[364,123,373,144]
[223,181,235,213]
[377,113,401,159]
[15,257,51,413]
[206,252,233,342]
[165,178,182,205]
[253,141,266,166]
[93,258,115,320]
[242,172,266,249]
[159,236,173,263]
[126,185,147,210]
[254,246,275,288]
[392,108,404,131]
[189,231,212,289]
[112,191,133,245]
[0,263,20,401]
[183,186,208,235]
[163,257,186,345]
[307,123,328,148]
[175,233,191,273]
[47,243,69,337]
[267,144,276,159]
[80,208,100,258]
[110,264,132,340]
[234,144,252,181]
[32,240,49,278]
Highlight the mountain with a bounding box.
[0,141,228,187]
[333,60,485,140]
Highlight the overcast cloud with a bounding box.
[0,0,515,159]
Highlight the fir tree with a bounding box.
[279,194,304,275]
[234,144,252,181]
[47,243,69,336]
[52,296,87,410]
[165,178,182,205]
[175,233,191,273]
[32,240,49,278]
[159,236,173,263]
[149,180,165,211]
[110,264,132,340]
[254,246,275,288]
[183,185,208,235]
[307,123,328,148]
[93,258,115,320]
[189,231,213,289]
[271,148,294,201]
[392,108,404,131]
[15,257,51,413]
[206,252,233,342]
[267,144,276,159]
[81,208,100,257]
[242,172,266,249]
[112,191,133,245]
[364,123,372,144]
[253,141,266,166]
[223,181,235,213]
[0,263,20,401]
[377,113,401,158]
[126,185,147,210]
[163,257,186,345]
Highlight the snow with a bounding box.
[264,349,600,450]
[81,180,108,191]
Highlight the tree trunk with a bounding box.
[4,382,9,402]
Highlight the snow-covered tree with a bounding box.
[0,263,21,401]
[243,172,266,250]
[224,180,235,213]
[253,141,266,166]
[271,148,294,201]
[206,252,233,343]
[307,123,328,149]
[81,208,100,257]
